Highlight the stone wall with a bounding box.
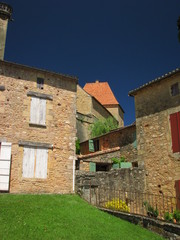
[78,148,120,171]
[0,61,77,194]
[76,168,146,203]
[80,124,137,163]
[105,104,124,127]
[76,85,116,142]
[134,73,180,197]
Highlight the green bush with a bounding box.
[173,210,180,223]
[164,212,173,222]
[90,117,118,138]
[144,201,159,218]
[76,138,80,155]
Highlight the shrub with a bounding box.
[76,138,80,155]
[164,212,173,222]
[173,210,180,223]
[90,117,118,138]
[105,198,130,213]
[143,201,159,218]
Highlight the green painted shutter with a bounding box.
[89,140,94,152]
[90,162,96,172]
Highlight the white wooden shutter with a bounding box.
[39,99,46,125]
[30,97,46,125]
[22,147,35,178]
[0,142,12,191]
[30,97,39,124]
[35,148,48,179]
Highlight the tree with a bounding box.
[177,16,180,42]
[89,117,118,138]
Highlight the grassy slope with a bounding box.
[0,194,164,240]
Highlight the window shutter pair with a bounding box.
[30,97,46,125]
[170,112,180,153]
[22,147,48,179]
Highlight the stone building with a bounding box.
[83,81,124,127]
[129,68,180,197]
[78,123,137,172]
[0,60,77,193]
[76,85,117,142]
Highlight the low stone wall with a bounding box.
[75,167,146,204]
[100,208,180,240]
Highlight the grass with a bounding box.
[0,194,164,240]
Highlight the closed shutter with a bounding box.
[89,140,94,152]
[39,99,46,125]
[90,162,96,172]
[175,180,180,210]
[22,147,35,178]
[30,97,39,124]
[170,112,180,153]
[0,142,12,191]
[35,148,48,179]
[30,97,46,125]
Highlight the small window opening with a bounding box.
[171,83,179,96]
[96,163,111,172]
[37,78,44,89]
[94,139,100,152]
[132,161,138,168]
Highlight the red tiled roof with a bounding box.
[83,81,119,105]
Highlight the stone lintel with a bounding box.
[0,85,5,91]
[27,91,53,100]
[19,140,53,149]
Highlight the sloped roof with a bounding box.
[83,81,119,105]
[129,67,180,97]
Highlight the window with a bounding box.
[22,147,48,179]
[37,78,44,89]
[30,97,46,126]
[171,83,179,96]
[94,139,100,152]
[170,112,180,153]
[88,139,100,152]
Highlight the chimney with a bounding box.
[0,2,13,60]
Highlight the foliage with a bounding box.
[173,209,180,223]
[164,212,173,222]
[0,194,164,240]
[164,210,180,223]
[105,198,130,213]
[90,117,118,138]
[112,156,126,165]
[143,201,159,218]
[76,138,80,154]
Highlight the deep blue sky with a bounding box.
[4,0,180,125]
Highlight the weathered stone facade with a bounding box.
[76,85,116,142]
[129,70,180,197]
[76,167,146,203]
[0,60,77,193]
[80,124,137,160]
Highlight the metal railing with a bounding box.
[86,184,180,221]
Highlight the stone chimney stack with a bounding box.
[0,2,13,60]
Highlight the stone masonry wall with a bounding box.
[76,168,146,203]
[80,125,137,163]
[0,61,77,194]
[134,74,180,197]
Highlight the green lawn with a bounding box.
[0,194,164,240]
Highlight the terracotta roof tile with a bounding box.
[83,81,119,105]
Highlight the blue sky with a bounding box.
[4,0,180,125]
